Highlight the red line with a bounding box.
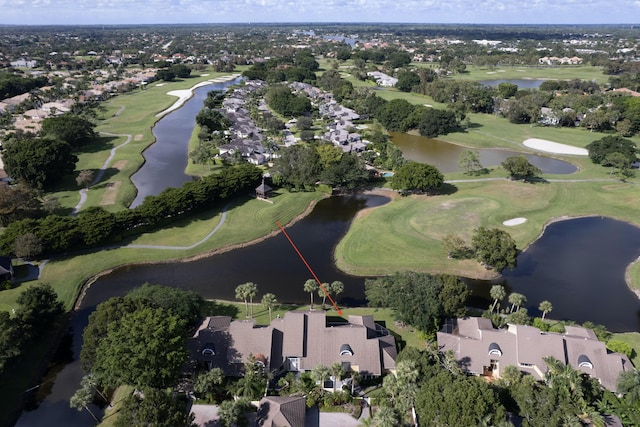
[276,221,342,315]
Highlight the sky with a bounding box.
[1,0,640,26]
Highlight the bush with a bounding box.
[606,339,635,359]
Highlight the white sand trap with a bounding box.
[155,81,213,118]
[200,73,210,76]
[503,217,527,226]
[155,83,166,87]
[523,138,588,156]
[486,71,496,74]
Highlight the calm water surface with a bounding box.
[391,132,578,174]
[479,78,545,89]
[130,78,242,207]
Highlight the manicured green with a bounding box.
[336,180,640,279]
[449,64,610,85]
[612,332,640,367]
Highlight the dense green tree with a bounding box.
[125,283,203,327]
[508,292,527,313]
[170,63,192,78]
[390,161,443,193]
[0,311,22,372]
[472,227,518,272]
[76,206,116,246]
[195,108,230,132]
[265,85,311,117]
[416,369,507,426]
[586,135,638,165]
[375,98,416,132]
[2,136,78,189]
[0,181,42,227]
[395,70,421,92]
[40,114,96,148]
[70,384,100,424]
[617,370,640,405]
[501,156,542,180]
[417,108,460,138]
[272,144,321,190]
[15,283,64,336]
[93,306,187,389]
[438,275,470,318]
[114,388,195,427]
[81,297,145,371]
[497,82,518,98]
[319,152,370,190]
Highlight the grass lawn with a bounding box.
[335,180,640,279]
[449,64,610,85]
[0,190,326,313]
[45,70,241,212]
[97,385,134,427]
[612,333,640,367]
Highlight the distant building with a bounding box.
[437,317,631,391]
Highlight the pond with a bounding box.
[479,78,545,89]
[17,194,640,426]
[129,78,242,208]
[390,132,578,174]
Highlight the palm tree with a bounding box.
[70,385,100,423]
[311,364,331,388]
[539,300,553,320]
[617,369,640,404]
[373,406,399,427]
[304,279,319,310]
[245,282,258,318]
[490,284,507,313]
[330,362,346,391]
[330,281,344,307]
[80,373,109,406]
[318,283,330,310]
[235,283,251,318]
[194,367,224,402]
[508,292,527,313]
[261,293,277,322]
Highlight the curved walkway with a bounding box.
[126,204,230,250]
[71,132,133,216]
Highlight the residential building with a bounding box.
[189,311,397,382]
[437,317,631,391]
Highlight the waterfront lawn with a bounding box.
[335,180,640,278]
[0,190,326,312]
[612,332,640,367]
[46,71,240,213]
[98,385,134,427]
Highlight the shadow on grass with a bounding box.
[202,300,240,318]
[82,135,121,154]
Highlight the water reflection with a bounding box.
[479,79,545,89]
[130,78,242,207]
[391,132,577,174]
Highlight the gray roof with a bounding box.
[191,311,397,378]
[257,396,306,427]
[437,317,632,391]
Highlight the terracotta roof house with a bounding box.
[437,317,632,391]
[190,311,397,381]
[0,256,13,282]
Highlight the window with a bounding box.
[488,342,502,356]
[340,344,354,356]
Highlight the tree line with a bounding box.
[0,164,262,258]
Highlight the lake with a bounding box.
[479,78,545,89]
[390,132,578,174]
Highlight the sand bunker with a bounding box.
[503,217,527,226]
[523,138,588,156]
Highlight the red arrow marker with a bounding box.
[276,221,343,315]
